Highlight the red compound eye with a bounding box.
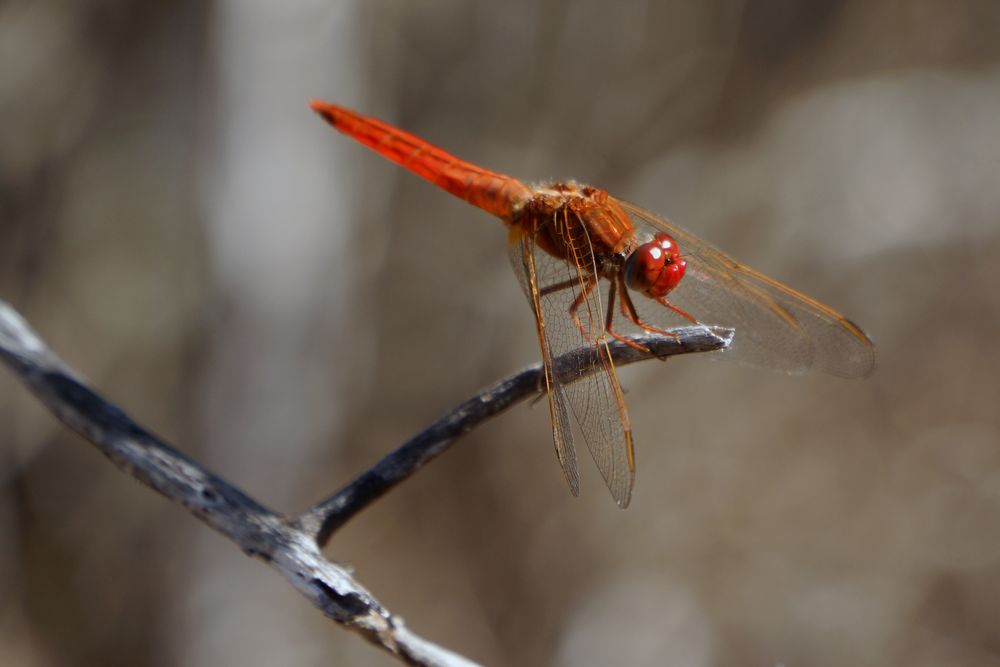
[623,233,687,297]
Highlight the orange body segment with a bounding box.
[310,100,532,221]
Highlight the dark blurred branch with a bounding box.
[0,300,477,667]
[0,299,731,665]
[297,326,733,546]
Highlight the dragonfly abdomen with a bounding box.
[310,101,531,220]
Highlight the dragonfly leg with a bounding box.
[614,274,684,342]
[564,275,599,341]
[654,295,699,325]
[540,274,606,342]
[540,277,582,297]
[604,279,652,352]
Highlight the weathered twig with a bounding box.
[0,298,731,664]
[296,326,733,545]
[0,300,477,667]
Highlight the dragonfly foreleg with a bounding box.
[654,294,699,325]
[616,274,690,344]
[604,278,653,353]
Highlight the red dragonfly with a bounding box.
[310,100,875,508]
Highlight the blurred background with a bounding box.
[2,0,1000,665]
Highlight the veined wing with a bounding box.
[508,215,635,508]
[616,199,875,378]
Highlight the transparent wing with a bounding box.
[508,228,580,498]
[616,199,876,378]
[508,220,636,508]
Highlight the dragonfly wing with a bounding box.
[508,233,580,496]
[616,199,875,378]
[508,220,635,508]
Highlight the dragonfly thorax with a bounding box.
[515,182,638,275]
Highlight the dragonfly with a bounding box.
[310,100,876,508]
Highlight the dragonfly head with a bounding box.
[623,232,686,297]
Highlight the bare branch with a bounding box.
[0,300,478,667]
[297,326,733,546]
[0,298,730,664]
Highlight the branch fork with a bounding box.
[0,299,731,666]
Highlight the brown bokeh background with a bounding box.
[3,1,1000,665]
